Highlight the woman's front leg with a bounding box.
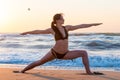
[62,50,92,74]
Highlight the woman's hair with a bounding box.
[51,13,63,28]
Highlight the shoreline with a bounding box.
[0,64,120,72]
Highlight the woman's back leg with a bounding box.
[21,50,55,73]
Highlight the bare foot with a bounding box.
[87,72,94,75]
[13,70,25,73]
[87,72,104,75]
[20,70,25,73]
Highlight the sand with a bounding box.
[0,68,120,80]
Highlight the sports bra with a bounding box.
[52,26,68,41]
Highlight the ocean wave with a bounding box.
[0,43,24,48]
[45,55,120,67]
[35,39,44,41]
[71,41,82,43]
[0,38,5,41]
[0,50,120,68]
[0,43,53,49]
[85,40,120,49]
[89,55,120,67]
[27,45,52,49]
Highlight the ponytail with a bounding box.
[51,21,55,28]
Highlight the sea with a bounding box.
[0,33,120,71]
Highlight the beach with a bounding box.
[0,0,120,79]
[0,67,120,80]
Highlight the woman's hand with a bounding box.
[90,23,103,26]
[20,32,28,35]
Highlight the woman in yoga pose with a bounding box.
[20,13,102,74]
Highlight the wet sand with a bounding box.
[0,68,120,80]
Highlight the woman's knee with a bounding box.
[79,50,88,57]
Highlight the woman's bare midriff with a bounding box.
[52,39,68,54]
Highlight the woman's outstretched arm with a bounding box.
[66,23,102,31]
[21,28,52,35]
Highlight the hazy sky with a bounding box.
[0,0,120,33]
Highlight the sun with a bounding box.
[0,1,9,26]
[0,10,7,23]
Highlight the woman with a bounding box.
[20,13,102,74]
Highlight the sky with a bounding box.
[0,0,120,33]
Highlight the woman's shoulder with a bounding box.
[47,27,55,35]
[64,25,73,31]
